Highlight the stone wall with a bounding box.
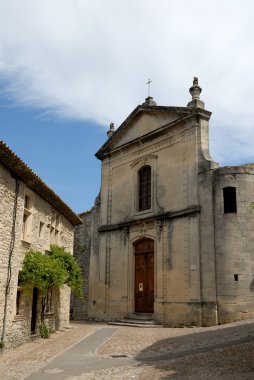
[87,88,254,327]
[71,210,92,320]
[0,163,74,350]
[214,165,254,324]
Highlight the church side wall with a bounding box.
[88,199,103,319]
[71,211,92,320]
[214,167,254,324]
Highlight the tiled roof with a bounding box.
[0,140,82,226]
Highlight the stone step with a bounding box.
[107,321,163,328]
[107,312,163,328]
[126,313,154,321]
[119,318,156,325]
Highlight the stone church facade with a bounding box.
[80,78,254,327]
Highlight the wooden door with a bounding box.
[134,239,154,313]
[31,287,38,334]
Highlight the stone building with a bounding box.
[0,141,81,349]
[70,210,92,320]
[86,78,254,327]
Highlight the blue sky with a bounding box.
[1,0,254,213]
[0,94,106,212]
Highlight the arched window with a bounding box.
[138,166,151,211]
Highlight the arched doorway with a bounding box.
[134,238,154,313]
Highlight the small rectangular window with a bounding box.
[22,192,33,242]
[24,195,30,209]
[39,222,44,238]
[22,214,29,240]
[223,187,237,213]
[16,274,24,315]
[45,288,54,313]
[16,289,23,315]
[50,211,61,244]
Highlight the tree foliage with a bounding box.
[19,246,83,298]
[50,245,83,298]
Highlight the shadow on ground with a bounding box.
[134,322,254,379]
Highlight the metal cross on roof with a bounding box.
[146,78,152,97]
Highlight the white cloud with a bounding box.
[0,0,254,164]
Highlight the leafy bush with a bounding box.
[19,246,83,298]
[50,245,83,298]
[39,324,50,339]
[19,250,66,296]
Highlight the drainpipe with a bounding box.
[1,178,20,350]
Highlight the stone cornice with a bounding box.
[214,164,254,176]
[98,205,200,232]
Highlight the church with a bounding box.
[79,78,254,327]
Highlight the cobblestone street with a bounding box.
[0,319,254,379]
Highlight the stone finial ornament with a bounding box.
[189,77,202,100]
[107,122,115,138]
[187,77,205,109]
[193,77,198,85]
[142,96,157,106]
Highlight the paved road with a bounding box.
[0,319,254,379]
[26,327,136,379]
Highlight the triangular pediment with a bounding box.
[96,104,196,159]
